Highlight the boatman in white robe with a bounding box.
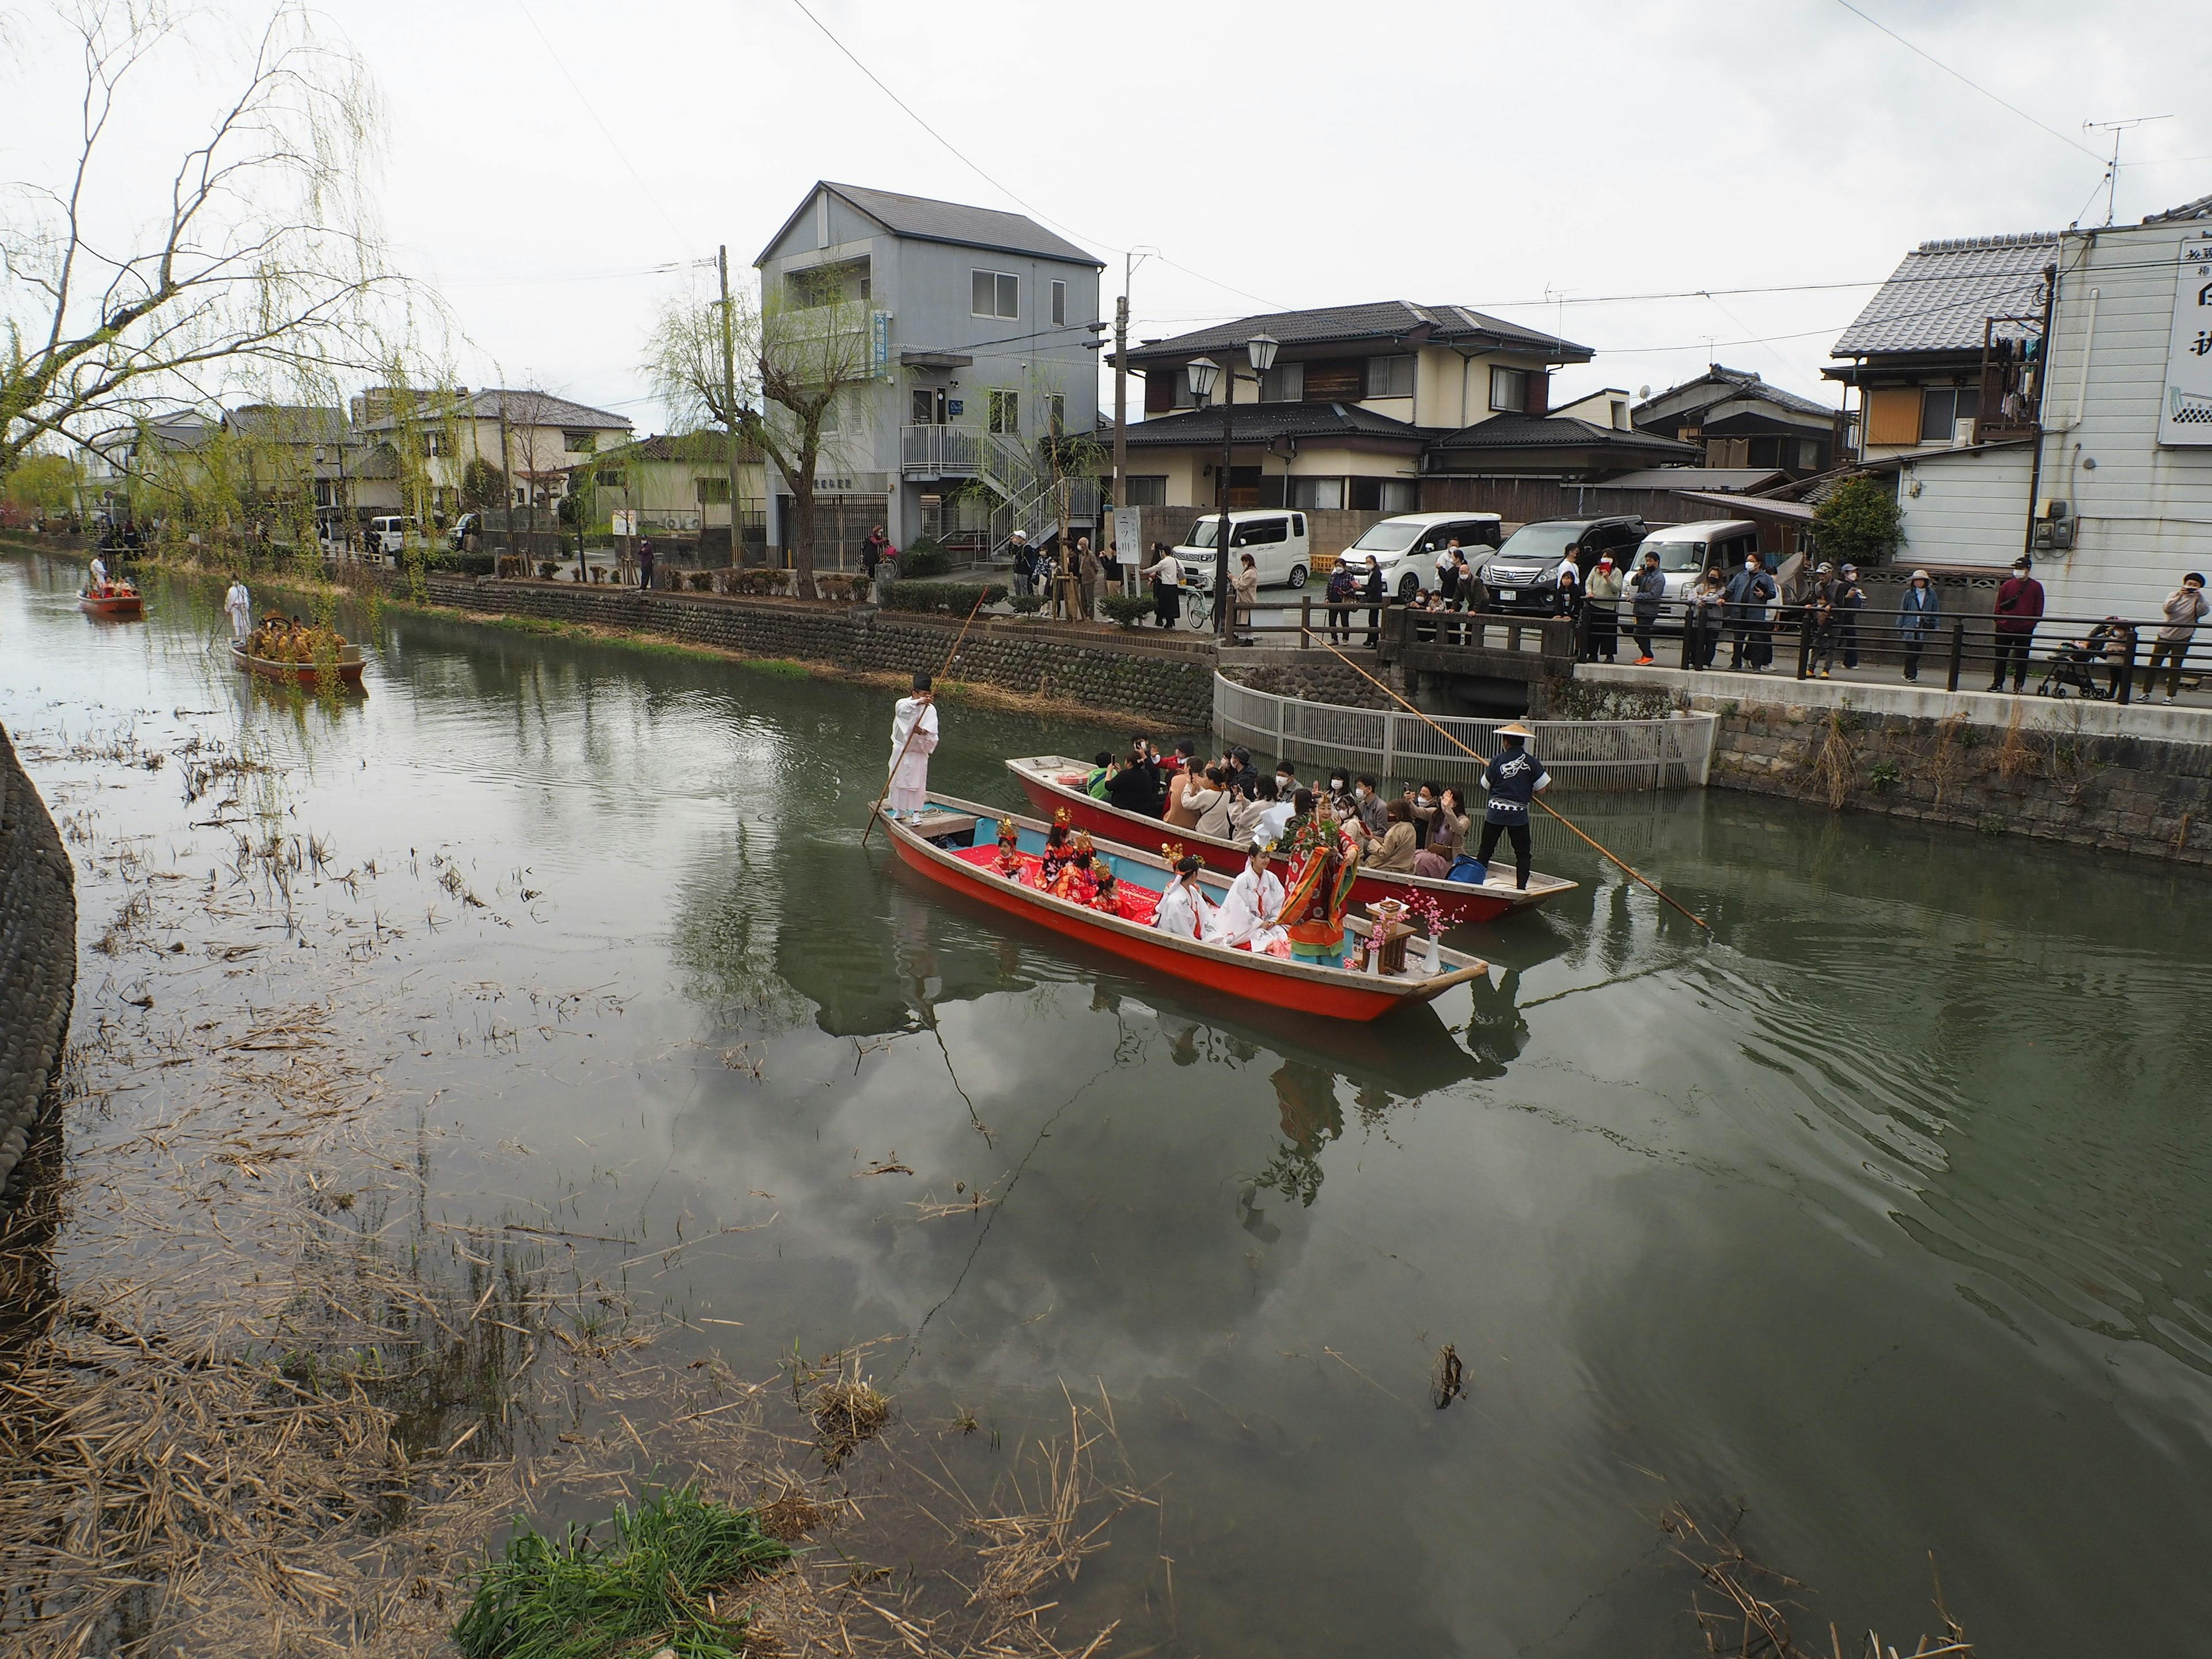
[1152,854,1214,940]
[223,574,253,642]
[886,672,939,819]
[1207,842,1287,950]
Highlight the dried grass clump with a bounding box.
[810,1368,892,1469]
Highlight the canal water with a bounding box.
[7,551,2210,1655]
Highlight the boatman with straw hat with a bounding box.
[885,673,939,820]
[1475,721,1551,891]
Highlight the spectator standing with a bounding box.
[1628,548,1665,665]
[1806,562,1842,678]
[1549,558,1582,621]
[1835,562,1866,669]
[1434,537,1459,600]
[1326,559,1357,643]
[1989,555,2044,692]
[637,537,656,592]
[1360,559,1386,649]
[1896,569,1941,680]
[1102,539,1124,599]
[1230,552,1260,645]
[1584,555,1623,661]
[1139,541,1182,628]
[1688,567,1726,669]
[1449,546,1476,609]
[2149,572,2207,704]
[1008,530,1034,596]
[1724,551,1778,671]
[859,524,889,585]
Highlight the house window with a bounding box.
[1122,475,1167,506]
[1051,280,1067,325]
[1043,393,1065,436]
[1349,478,1418,512]
[971,270,1020,320]
[987,389,1020,434]
[1366,354,1415,399]
[563,430,596,453]
[1490,366,1529,413]
[1289,477,1344,510]
[696,477,732,503]
[1921,386,1980,443]
[1260,362,1305,403]
[423,433,448,457]
[1797,439,1820,471]
[1172,368,1199,409]
[595,469,626,487]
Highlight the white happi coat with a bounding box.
[1152,878,1214,941]
[887,695,939,813]
[1206,865,1286,950]
[224,581,252,641]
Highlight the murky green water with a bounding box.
[8,550,2211,1655]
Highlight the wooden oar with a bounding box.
[861,584,995,847]
[1309,637,1710,930]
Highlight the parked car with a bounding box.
[447,512,481,552]
[368,515,416,557]
[1176,510,1311,591]
[1474,516,1649,614]
[1332,512,1504,601]
[1631,520,1763,603]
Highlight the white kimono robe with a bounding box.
[1152,879,1214,941]
[887,696,939,814]
[224,582,252,641]
[1206,866,1286,950]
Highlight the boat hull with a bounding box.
[1009,757,1573,925]
[880,794,1488,1024]
[230,642,366,686]
[78,593,143,618]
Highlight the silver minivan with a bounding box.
[1632,519,1762,603]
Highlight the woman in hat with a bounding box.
[1896,569,1941,681]
[1475,721,1551,891]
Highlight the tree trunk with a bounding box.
[790,431,819,599]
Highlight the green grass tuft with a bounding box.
[452,1484,789,1659]
[744,658,811,678]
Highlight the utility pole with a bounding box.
[719,245,744,567]
[1112,289,1128,575]
[497,396,515,567]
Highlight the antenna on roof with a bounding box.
[2084,115,2172,226]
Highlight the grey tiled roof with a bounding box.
[1126,301,1589,363]
[1117,402,1427,447]
[1428,412,1698,457]
[1634,364,1837,421]
[819,182,1100,267]
[2143,192,2212,223]
[361,389,632,433]
[224,403,348,444]
[1831,233,2057,358]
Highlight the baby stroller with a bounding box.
[2036,626,2123,699]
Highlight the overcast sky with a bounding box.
[11,0,2212,431]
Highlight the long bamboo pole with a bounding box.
[861,585,995,847]
[1309,637,1710,930]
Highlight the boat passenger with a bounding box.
[88,554,108,594]
[1104,747,1159,817]
[1082,751,1116,798]
[1255,782,1296,848]
[1413,786,1472,879]
[1164,760,1220,831]
[1324,769,1356,821]
[1207,844,1287,952]
[1152,855,1213,940]
[1362,799,1421,873]
[1192,767,1240,842]
[1229,776,1271,844]
[1036,821,1074,889]
[1049,834,1099,906]
[1352,775,1388,838]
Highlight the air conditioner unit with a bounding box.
[1951,418,1975,449]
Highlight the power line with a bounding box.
[1831,0,2104,162]
[515,2,689,245]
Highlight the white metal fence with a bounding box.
[1211,673,1717,791]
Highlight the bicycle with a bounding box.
[1183,585,1213,632]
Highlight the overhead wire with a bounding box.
[1830,0,2105,162]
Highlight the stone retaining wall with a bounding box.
[0,724,77,1207]
[430,579,1219,729]
[1710,698,2212,866]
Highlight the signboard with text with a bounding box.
[2159,234,2212,445]
[609,510,639,537]
[1112,507,1144,560]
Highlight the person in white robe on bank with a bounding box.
[1207,844,1287,950]
[885,672,939,817]
[1152,855,1214,940]
[223,575,253,642]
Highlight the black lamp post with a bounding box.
[1187,332,1278,637]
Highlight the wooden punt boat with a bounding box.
[77,588,143,618]
[229,639,367,687]
[877,792,1490,1022]
[1007,754,1575,926]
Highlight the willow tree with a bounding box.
[0,2,413,485]
[645,274,877,595]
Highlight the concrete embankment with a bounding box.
[1584,663,2212,866]
[0,724,76,1206]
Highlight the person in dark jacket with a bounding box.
[1475,722,1551,890]
[859,525,889,581]
[1628,548,1666,664]
[1835,562,1866,668]
[1104,747,1161,817]
[1896,569,1941,681]
[1990,555,2044,692]
[1723,551,1778,671]
[1361,561,1387,648]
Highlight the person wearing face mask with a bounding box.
[1583,554,1623,662]
[2149,571,2209,704]
[1351,774,1388,838]
[1230,774,1274,843]
[1324,769,1356,819]
[1895,569,1941,681]
[1404,780,1445,850]
[1687,567,1726,671]
[1272,762,1298,802]
[1724,551,1778,672]
[1255,778,1296,846]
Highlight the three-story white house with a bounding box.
[754,181,1104,559]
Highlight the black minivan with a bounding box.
[1475,516,1648,614]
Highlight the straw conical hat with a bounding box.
[1497,720,1535,740]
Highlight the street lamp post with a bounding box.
[1189,333,1278,638]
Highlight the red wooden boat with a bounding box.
[78,587,143,618]
[1007,755,1574,926]
[230,639,367,687]
[876,793,1490,1022]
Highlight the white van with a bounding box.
[368,516,414,557]
[1632,519,1762,602]
[1334,512,1505,601]
[1175,510,1311,592]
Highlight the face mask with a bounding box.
[1744,560,1756,572]
[1275,774,1291,789]
[1330,779,1348,793]
[1355,786,1370,800]
[1418,796,1434,810]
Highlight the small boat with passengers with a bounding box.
[229,623,367,688]
[77,584,144,619]
[1007,754,1574,927]
[875,792,1491,1022]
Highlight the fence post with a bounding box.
[1796,607,1812,680]
[1300,594,1312,650]
[2119,632,2138,704]
[1680,601,1697,672]
[1381,706,1396,786]
[1946,618,1965,692]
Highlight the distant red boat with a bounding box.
[230,639,367,688]
[1007,755,1574,926]
[78,588,143,618]
[877,793,1491,1022]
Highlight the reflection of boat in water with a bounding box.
[879,793,1488,1023]
[1008,753,1576,925]
[230,638,366,688]
[78,586,143,618]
